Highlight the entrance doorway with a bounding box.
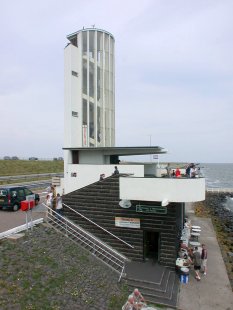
[143,231,160,261]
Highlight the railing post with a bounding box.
[118,264,125,282]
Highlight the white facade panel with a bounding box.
[119,177,205,202]
[64,44,82,148]
[63,164,144,194]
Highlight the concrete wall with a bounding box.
[64,44,82,148]
[79,151,105,164]
[120,177,205,202]
[62,164,144,194]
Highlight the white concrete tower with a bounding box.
[64,28,115,149]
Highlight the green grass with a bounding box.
[0,226,129,310]
[0,160,63,176]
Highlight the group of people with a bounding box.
[192,244,208,280]
[46,185,63,218]
[122,288,148,310]
[166,163,202,179]
[185,163,202,178]
[166,164,181,178]
[178,243,208,281]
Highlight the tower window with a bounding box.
[72,71,78,77]
[72,111,78,117]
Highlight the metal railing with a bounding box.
[0,218,44,240]
[43,203,128,281]
[206,188,233,193]
[63,202,134,249]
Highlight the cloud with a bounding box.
[0,0,233,162]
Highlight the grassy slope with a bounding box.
[0,160,64,176]
[0,225,128,309]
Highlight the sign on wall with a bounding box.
[115,217,140,229]
[136,205,167,214]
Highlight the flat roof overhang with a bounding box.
[62,146,167,156]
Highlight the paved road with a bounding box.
[0,189,47,233]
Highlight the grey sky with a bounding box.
[0,0,232,163]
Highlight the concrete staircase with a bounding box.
[123,261,180,308]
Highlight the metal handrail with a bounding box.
[50,214,123,269]
[0,218,44,240]
[62,202,134,249]
[206,188,233,193]
[43,203,127,261]
[43,203,127,281]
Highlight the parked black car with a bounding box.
[3,156,11,160]
[11,156,19,160]
[0,186,40,211]
[29,157,38,160]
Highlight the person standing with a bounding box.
[175,168,181,178]
[201,244,208,275]
[192,246,202,280]
[113,166,119,175]
[45,191,53,220]
[56,193,63,220]
[166,163,171,177]
[51,185,57,211]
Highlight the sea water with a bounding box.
[201,163,233,189]
[202,163,233,212]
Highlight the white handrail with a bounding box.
[62,202,134,249]
[206,188,233,193]
[42,203,128,262]
[43,203,127,281]
[50,213,124,269]
[0,218,44,240]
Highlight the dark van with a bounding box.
[0,186,40,211]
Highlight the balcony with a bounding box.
[119,176,205,203]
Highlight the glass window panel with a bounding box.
[82,59,87,95]
[89,31,95,59]
[110,54,114,72]
[82,99,87,125]
[104,34,109,52]
[97,67,101,101]
[89,62,94,98]
[89,102,94,139]
[105,52,109,70]
[104,71,109,92]
[97,32,103,63]
[97,106,101,143]
[110,37,113,54]
[82,31,87,55]
[97,32,103,51]
[109,73,113,92]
